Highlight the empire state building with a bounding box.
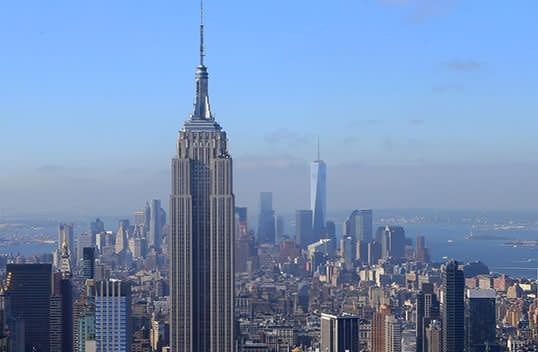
[169,5,235,351]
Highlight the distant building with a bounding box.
[296,210,313,248]
[235,207,248,237]
[345,209,373,243]
[276,215,285,243]
[115,219,130,254]
[90,218,105,236]
[257,192,276,244]
[378,226,405,259]
[80,247,95,280]
[311,143,327,240]
[149,199,163,249]
[415,235,430,263]
[441,261,465,352]
[58,223,75,264]
[341,236,356,271]
[77,232,95,266]
[5,264,52,352]
[320,313,360,352]
[368,241,382,266]
[466,288,498,352]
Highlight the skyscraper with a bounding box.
[320,313,360,352]
[425,320,442,352]
[384,315,402,352]
[149,199,163,249]
[371,304,391,352]
[466,289,497,352]
[81,247,96,281]
[295,209,313,248]
[94,280,132,351]
[90,218,105,236]
[345,209,373,243]
[115,219,130,254]
[5,264,52,352]
[311,140,327,239]
[441,261,465,352]
[257,192,276,244]
[417,283,440,352]
[169,5,234,351]
[58,223,75,264]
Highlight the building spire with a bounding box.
[317,136,320,161]
[200,0,205,67]
[189,0,213,122]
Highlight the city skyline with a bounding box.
[1,1,538,215]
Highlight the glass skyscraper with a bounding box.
[310,145,326,239]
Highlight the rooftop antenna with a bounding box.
[199,0,205,66]
[317,136,320,161]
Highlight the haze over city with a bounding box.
[1,0,537,216]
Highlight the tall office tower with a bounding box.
[144,201,151,231]
[5,264,52,352]
[341,235,356,271]
[441,261,465,352]
[368,241,382,266]
[425,320,442,352]
[81,247,95,280]
[169,7,235,351]
[311,141,327,239]
[77,232,95,266]
[58,223,75,263]
[149,199,163,249]
[325,220,336,238]
[416,235,430,263]
[235,207,248,237]
[345,209,373,243]
[356,240,368,263]
[50,244,73,352]
[90,218,105,236]
[371,305,391,352]
[95,280,132,351]
[320,313,360,352]
[379,226,405,259]
[466,289,497,352]
[295,209,313,248]
[235,232,255,274]
[384,315,402,352]
[134,209,146,226]
[276,215,285,243]
[257,192,276,244]
[115,219,130,254]
[417,283,440,352]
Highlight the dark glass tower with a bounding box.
[466,289,497,352]
[81,247,96,280]
[295,209,313,248]
[321,313,360,352]
[441,261,464,352]
[417,283,440,352]
[169,4,234,351]
[5,264,52,352]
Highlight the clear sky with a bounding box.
[1,0,537,217]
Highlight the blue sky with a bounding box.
[1,0,537,216]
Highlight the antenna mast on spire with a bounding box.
[200,0,205,66]
[317,136,320,161]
